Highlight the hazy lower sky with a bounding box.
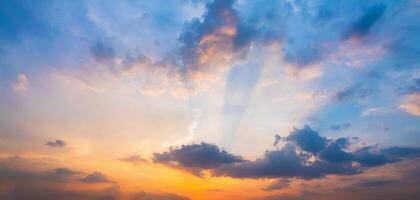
[1,0,420,199]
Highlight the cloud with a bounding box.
[45,139,66,148]
[342,4,386,40]
[213,144,359,179]
[8,184,119,200]
[285,125,327,154]
[0,166,79,183]
[155,125,420,180]
[90,41,116,65]
[330,123,352,131]
[400,78,420,94]
[351,146,393,167]
[11,74,28,92]
[354,179,396,188]
[334,84,373,102]
[129,191,190,200]
[176,0,239,79]
[318,138,353,163]
[333,175,420,200]
[53,168,81,176]
[381,146,420,158]
[0,157,189,200]
[153,142,243,175]
[274,134,281,149]
[262,179,290,191]
[119,155,149,165]
[80,172,111,183]
[337,178,398,193]
[400,92,420,116]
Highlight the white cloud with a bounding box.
[12,74,28,92]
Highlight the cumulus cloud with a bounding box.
[153,142,243,175]
[213,144,359,179]
[176,0,239,79]
[154,125,420,180]
[318,138,353,163]
[285,125,327,154]
[45,139,66,148]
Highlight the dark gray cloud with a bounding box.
[333,175,420,200]
[342,4,386,40]
[0,157,189,200]
[80,172,111,183]
[2,182,190,200]
[155,125,420,180]
[351,146,394,167]
[381,146,420,158]
[8,184,118,200]
[129,191,190,200]
[256,190,320,200]
[286,125,327,154]
[330,123,352,131]
[0,166,79,183]
[274,134,281,149]
[337,178,399,193]
[45,139,66,148]
[354,179,396,188]
[319,138,353,163]
[53,168,80,176]
[153,142,243,175]
[213,144,359,179]
[262,179,290,191]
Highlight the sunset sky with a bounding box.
[1,0,420,199]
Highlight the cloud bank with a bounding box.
[154,125,420,179]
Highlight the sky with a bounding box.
[0,0,420,199]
